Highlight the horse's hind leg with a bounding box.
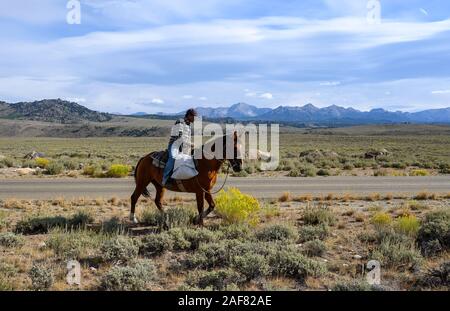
[203,192,215,219]
[130,187,143,224]
[153,183,169,230]
[195,192,205,226]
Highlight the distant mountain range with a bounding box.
[1,99,449,125]
[160,102,450,124]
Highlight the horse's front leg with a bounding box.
[195,192,205,226]
[203,192,215,218]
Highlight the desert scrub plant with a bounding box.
[83,164,103,177]
[268,247,327,280]
[255,224,299,242]
[259,203,281,220]
[100,259,156,291]
[0,157,14,168]
[316,169,330,176]
[46,229,106,260]
[278,191,291,202]
[331,280,379,291]
[394,215,420,237]
[370,212,392,231]
[302,206,336,226]
[140,206,196,229]
[0,232,24,248]
[167,228,192,250]
[215,188,260,226]
[298,224,329,242]
[44,161,63,175]
[232,253,271,280]
[101,216,127,234]
[100,236,140,263]
[302,239,326,257]
[35,158,50,168]
[139,233,174,257]
[219,224,251,240]
[106,164,131,178]
[417,209,450,257]
[28,263,54,291]
[14,211,93,234]
[409,169,429,176]
[186,269,244,291]
[180,227,218,250]
[371,233,422,269]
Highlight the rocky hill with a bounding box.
[0,99,112,123]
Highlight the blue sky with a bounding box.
[0,0,450,114]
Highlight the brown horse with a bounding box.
[130,131,242,226]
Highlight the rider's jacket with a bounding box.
[168,118,192,155]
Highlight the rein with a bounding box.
[195,160,231,195]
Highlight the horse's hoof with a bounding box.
[129,213,138,224]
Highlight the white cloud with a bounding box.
[151,98,164,104]
[420,8,429,16]
[199,96,207,101]
[320,81,341,86]
[260,93,273,99]
[182,95,193,99]
[431,90,450,94]
[245,92,257,97]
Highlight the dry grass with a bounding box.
[278,192,292,202]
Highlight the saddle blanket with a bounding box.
[150,150,198,180]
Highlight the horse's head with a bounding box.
[225,131,243,173]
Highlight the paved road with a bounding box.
[0,176,449,199]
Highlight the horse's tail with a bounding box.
[134,155,151,198]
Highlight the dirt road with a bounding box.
[1,176,449,200]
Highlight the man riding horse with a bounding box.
[162,108,197,186]
[130,110,243,225]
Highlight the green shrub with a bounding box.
[299,164,317,177]
[316,169,330,176]
[167,228,192,250]
[186,269,244,291]
[268,248,327,280]
[417,210,450,256]
[35,158,49,168]
[371,212,392,230]
[139,233,174,257]
[28,263,54,291]
[45,161,63,175]
[395,215,420,237]
[100,260,156,291]
[101,216,126,234]
[232,253,271,280]
[181,227,217,250]
[409,169,429,176]
[0,157,14,168]
[183,241,231,269]
[46,229,106,260]
[140,206,196,229]
[303,207,336,226]
[255,224,299,242]
[15,211,93,235]
[215,188,260,226]
[232,170,248,177]
[0,232,24,248]
[288,169,301,177]
[332,280,377,291]
[106,164,130,178]
[371,233,422,269]
[302,239,326,257]
[100,236,139,262]
[83,164,102,177]
[298,224,329,242]
[219,224,251,240]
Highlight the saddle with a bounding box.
[150,150,169,168]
